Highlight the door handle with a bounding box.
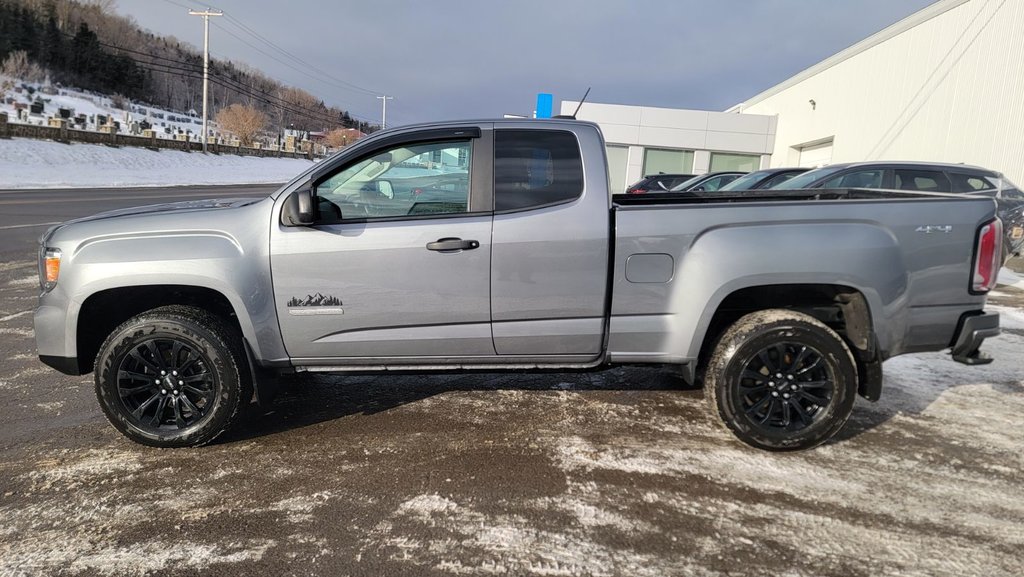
[426,237,480,252]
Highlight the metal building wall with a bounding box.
[733,0,1024,183]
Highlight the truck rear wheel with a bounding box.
[94,306,251,448]
[704,309,857,451]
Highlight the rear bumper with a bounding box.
[950,311,1000,365]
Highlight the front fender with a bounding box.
[59,231,283,363]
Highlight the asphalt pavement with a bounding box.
[0,186,1022,577]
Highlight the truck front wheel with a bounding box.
[94,306,251,448]
[704,309,858,451]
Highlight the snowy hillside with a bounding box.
[0,138,316,189]
[2,79,215,139]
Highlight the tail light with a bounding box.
[971,218,1002,293]
[626,188,646,195]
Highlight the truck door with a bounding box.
[270,127,495,360]
[490,127,610,356]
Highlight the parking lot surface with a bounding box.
[1,188,1023,577]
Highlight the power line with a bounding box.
[176,0,382,96]
[65,30,378,126]
[218,13,380,96]
[131,60,358,128]
[154,0,380,118]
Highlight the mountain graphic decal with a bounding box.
[287,293,343,307]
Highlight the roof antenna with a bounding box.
[552,87,591,119]
[571,87,591,118]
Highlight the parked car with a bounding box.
[715,167,810,192]
[773,161,1024,262]
[624,173,696,194]
[35,120,1001,451]
[669,171,746,192]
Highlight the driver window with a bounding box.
[316,139,472,222]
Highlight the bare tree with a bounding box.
[322,127,362,149]
[215,103,267,146]
[1,51,46,83]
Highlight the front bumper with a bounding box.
[35,302,82,375]
[950,311,1000,365]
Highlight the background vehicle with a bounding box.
[669,171,745,192]
[773,161,1024,261]
[35,120,1001,452]
[715,167,809,192]
[624,172,696,194]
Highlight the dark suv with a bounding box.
[670,171,746,192]
[774,161,1024,261]
[625,173,696,194]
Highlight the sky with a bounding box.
[113,0,936,128]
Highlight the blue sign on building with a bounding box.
[535,93,553,119]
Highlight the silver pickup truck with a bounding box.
[34,119,1003,451]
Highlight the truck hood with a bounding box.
[43,197,262,243]
[65,197,261,223]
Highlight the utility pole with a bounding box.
[189,8,223,153]
[376,95,393,130]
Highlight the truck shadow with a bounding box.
[221,365,697,444]
[221,362,1022,448]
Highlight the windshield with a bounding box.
[771,166,846,189]
[669,174,707,191]
[718,170,776,191]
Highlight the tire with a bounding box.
[704,309,858,451]
[94,305,251,448]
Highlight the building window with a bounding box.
[710,153,761,172]
[606,145,629,194]
[643,148,694,176]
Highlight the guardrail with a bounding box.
[0,112,319,160]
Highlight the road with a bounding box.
[0,184,282,262]
[0,186,1023,577]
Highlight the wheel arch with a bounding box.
[694,283,883,401]
[76,284,247,374]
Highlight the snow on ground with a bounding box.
[998,266,1024,289]
[0,137,315,189]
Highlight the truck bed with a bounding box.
[608,189,996,366]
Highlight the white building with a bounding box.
[730,0,1024,183]
[560,101,777,193]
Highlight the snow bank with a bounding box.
[998,267,1024,290]
[0,137,316,189]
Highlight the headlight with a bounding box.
[41,247,61,292]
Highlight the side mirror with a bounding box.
[694,185,706,192]
[282,186,315,226]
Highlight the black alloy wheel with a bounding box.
[116,338,218,433]
[734,342,835,434]
[95,306,251,448]
[704,309,858,451]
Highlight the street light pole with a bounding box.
[189,8,223,153]
[376,95,393,130]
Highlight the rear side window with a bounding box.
[949,172,994,192]
[495,130,584,211]
[821,169,884,189]
[760,171,803,189]
[893,169,951,192]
